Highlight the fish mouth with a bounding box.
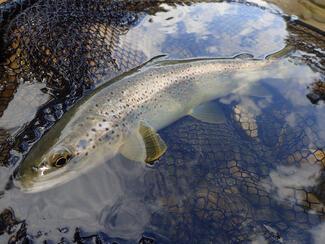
[16,165,77,193]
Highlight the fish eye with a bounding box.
[54,157,67,168]
[48,147,73,168]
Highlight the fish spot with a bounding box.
[91,128,96,132]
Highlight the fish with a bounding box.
[15,57,317,193]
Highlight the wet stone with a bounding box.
[0,209,19,235]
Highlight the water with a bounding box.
[0,0,324,243]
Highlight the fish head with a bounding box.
[16,119,121,193]
[28,144,74,175]
[16,134,81,193]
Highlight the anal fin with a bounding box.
[190,100,226,124]
[120,122,167,164]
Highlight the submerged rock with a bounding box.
[307,80,325,104]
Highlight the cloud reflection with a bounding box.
[310,222,325,244]
[264,163,322,204]
[130,1,287,59]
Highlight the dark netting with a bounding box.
[2,0,144,92]
[143,108,323,243]
[0,0,152,166]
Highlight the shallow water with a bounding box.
[0,0,325,243]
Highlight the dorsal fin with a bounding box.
[233,53,254,59]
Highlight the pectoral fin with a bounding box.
[120,130,146,163]
[190,100,226,124]
[120,122,167,164]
